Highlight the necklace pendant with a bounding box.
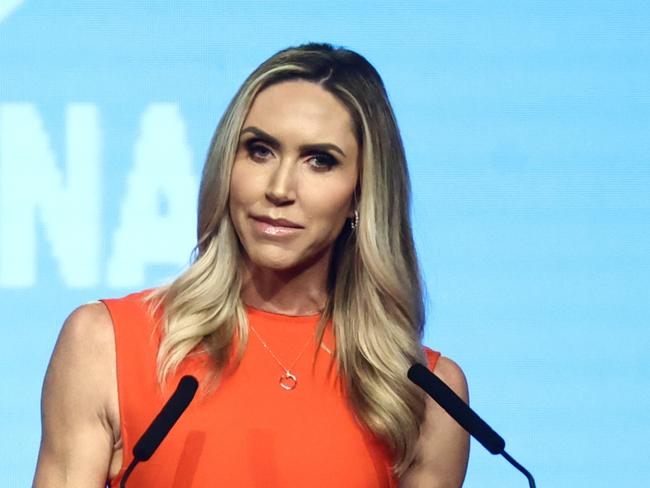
[279,371,297,390]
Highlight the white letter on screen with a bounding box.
[107,104,197,287]
[0,104,101,287]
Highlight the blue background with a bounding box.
[1,1,649,486]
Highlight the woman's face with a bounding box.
[229,79,359,273]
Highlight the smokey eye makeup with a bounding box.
[242,137,340,171]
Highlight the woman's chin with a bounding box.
[247,251,301,272]
[243,242,329,275]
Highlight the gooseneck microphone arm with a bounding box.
[502,451,537,488]
[407,363,536,488]
[119,375,199,488]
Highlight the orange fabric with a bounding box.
[102,290,441,488]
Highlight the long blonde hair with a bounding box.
[149,42,429,477]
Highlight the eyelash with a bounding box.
[244,140,339,170]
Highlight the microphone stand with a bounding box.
[119,460,139,488]
[408,363,536,487]
[502,451,536,488]
[118,375,198,487]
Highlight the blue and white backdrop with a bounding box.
[1,1,649,486]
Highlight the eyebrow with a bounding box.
[239,126,347,158]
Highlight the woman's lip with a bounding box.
[251,216,303,228]
[251,217,303,238]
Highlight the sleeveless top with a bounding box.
[101,289,441,487]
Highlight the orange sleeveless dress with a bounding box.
[102,290,441,487]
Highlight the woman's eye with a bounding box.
[246,142,272,161]
[244,140,338,170]
[309,153,339,170]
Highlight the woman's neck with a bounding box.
[240,257,329,316]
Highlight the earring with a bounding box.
[350,209,359,231]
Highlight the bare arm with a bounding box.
[33,302,119,487]
[400,356,470,488]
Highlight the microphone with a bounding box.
[408,363,536,488]
[120,375,199,487]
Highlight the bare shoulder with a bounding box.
[401,355,470,488]
[48,302,117,383]
[33,301,119,487]
[58,301,115,350]
[433,356,469,402]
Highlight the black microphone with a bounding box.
[408,363,536,488]
[120,375,199,487]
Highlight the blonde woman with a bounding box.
[34,42,470,487]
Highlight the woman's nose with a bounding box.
[265,159,296,205]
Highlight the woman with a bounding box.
[34,42,469,487]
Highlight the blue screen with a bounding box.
[1,1,649,486]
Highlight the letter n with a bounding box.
[0,104,100,287]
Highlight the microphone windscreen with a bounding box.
[133,375,199,461]
[408,363,505,454]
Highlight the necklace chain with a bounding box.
[249,324,317,390]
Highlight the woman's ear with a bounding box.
[347,186,360,219]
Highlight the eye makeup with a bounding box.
[242,137,340,170]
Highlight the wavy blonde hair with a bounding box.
[148,42,429,477]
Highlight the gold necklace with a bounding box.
[249,324,316,391]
